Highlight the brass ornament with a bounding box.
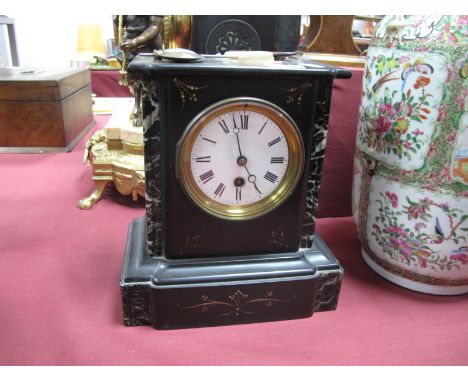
[78,128,145,210]
[162,15,192,50]
[79,15,195,209]
[117,15,128,87]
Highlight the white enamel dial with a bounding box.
[191,108,289,205]
[177,98,304,220]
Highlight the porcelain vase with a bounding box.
[353,15,468,295]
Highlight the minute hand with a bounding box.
[233,116,243,157]
[235,131,243,157]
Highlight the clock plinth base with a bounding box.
[121,218,343,329]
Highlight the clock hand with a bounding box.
[244,165,262,195]
[233,124,249,168]
[233,124,243,157]
[232,120,260,194]
[235,132,243,157]
[252,181,262,195]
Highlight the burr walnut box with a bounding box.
[0,67,93,152]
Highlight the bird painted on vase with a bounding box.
[368,58,434,97]
[400,59,434,91]
[407,238,434,258]
[431,217,445,244]
[370,70,400,96]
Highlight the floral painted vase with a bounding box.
[353,15,468,295]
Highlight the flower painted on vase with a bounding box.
[375,113,393,134]
[446,65,456,83]
[385,191,399,208]
[450,248,468,265]
[422,184,438,192]
[407,205,428,220]
[403,141,413,150]
[422,167,453,190]
[358,53,439,160]
[447,130,457,146]
[414,46,429,53]
[437,104,447,122]
[398,55,410,65]
[440,163,453,181]
[413,128,424,136]
[427,141,437,158]
[456,88,468,110]
[434,17,468,44]
[413,75,431,89]
[371,192,468,271]
[360,86,431,159]
[456,16,468,30]
[408,17,425,30]
[394,118,408,134]
[414,222,427,231]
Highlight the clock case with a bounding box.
[121,56,351,329]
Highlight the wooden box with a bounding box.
[0,67,94,152]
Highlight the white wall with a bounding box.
[0,25,12,67]
[8,13,115,68]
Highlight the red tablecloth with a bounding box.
[0,115,467,365]
[91,70,132,97]
[91,68,363,217]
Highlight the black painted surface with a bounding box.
[129,55,352,79]
[120,217,343,329]
[121,57,349,328]
[190,16,301,54]
[128,56,350,259]
[162,75,313,258]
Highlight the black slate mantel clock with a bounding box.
[121,55,351,329]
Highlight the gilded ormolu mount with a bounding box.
[78,102,145,210]
[78,15,195,210]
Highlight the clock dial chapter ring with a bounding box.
[177,97,304,220]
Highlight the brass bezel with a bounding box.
[176,97,304,220]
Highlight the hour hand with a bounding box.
[253,181,262,195]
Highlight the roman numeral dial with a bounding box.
[214,182,226,197]
[178,98,304,220]
[271,157,285,164]
[218,120,229,134]
[199,170,214,184]
[195,156,211,162]
[240,114,249,130]
[264,171,278,183]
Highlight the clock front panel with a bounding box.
[159,75,317,259]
